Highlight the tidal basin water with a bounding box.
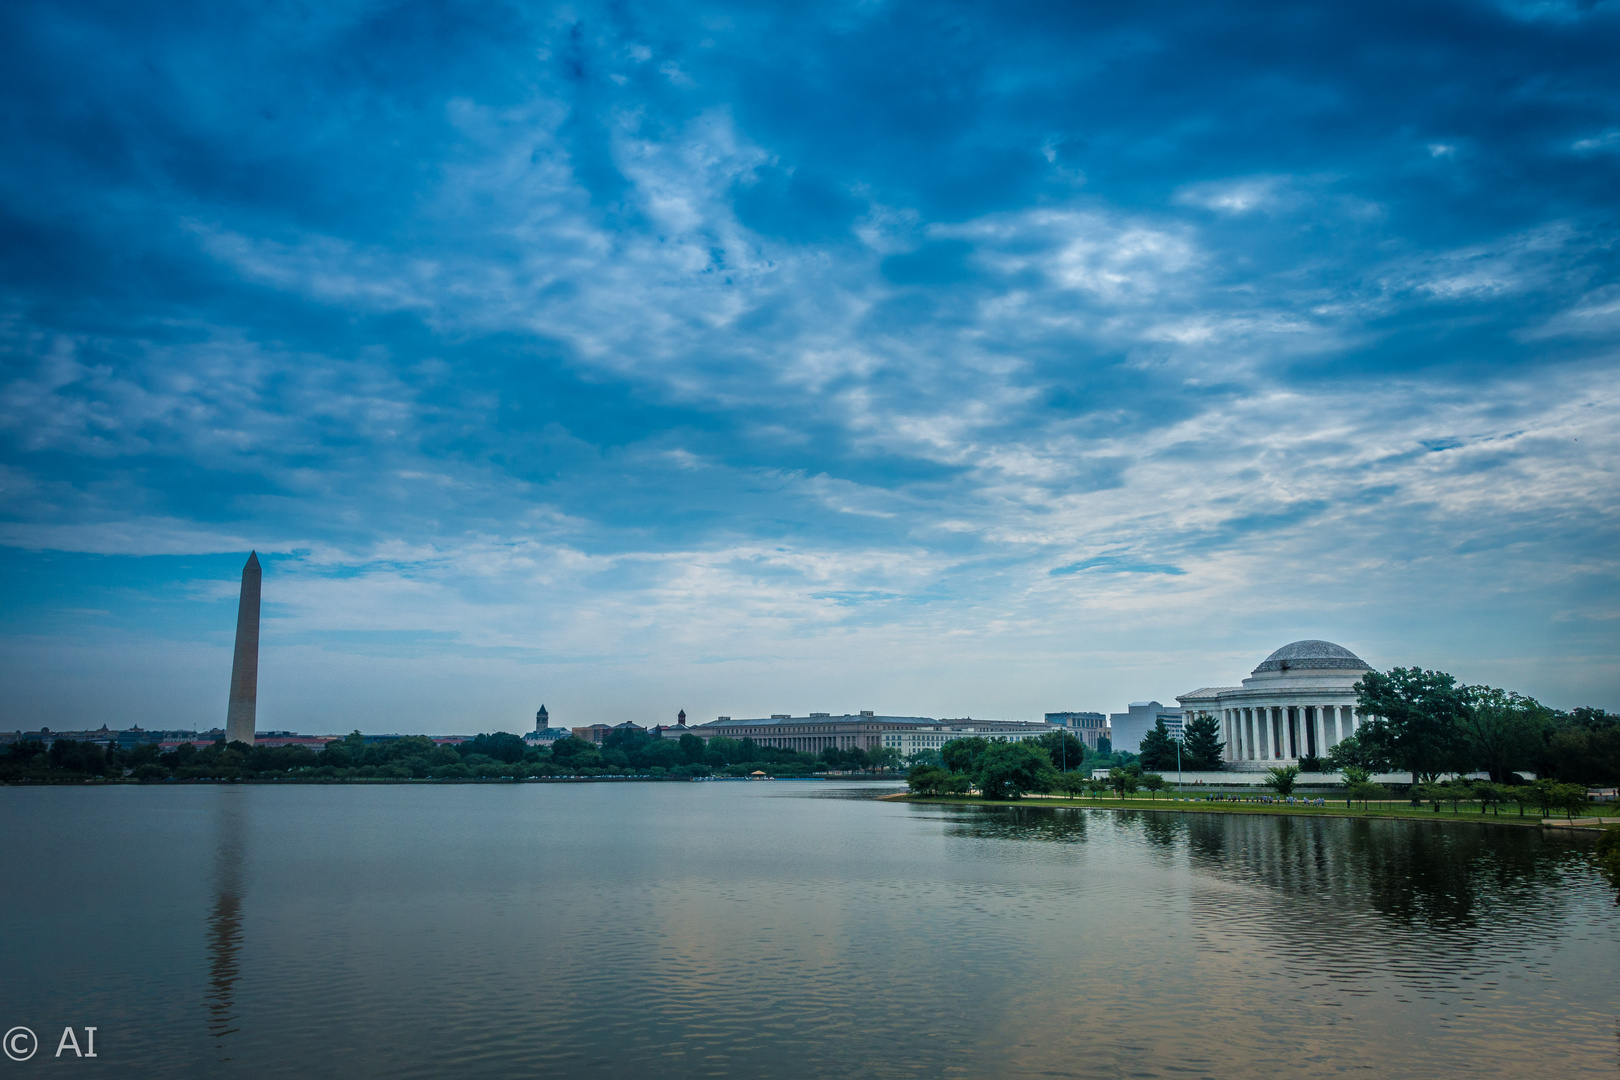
[3,782,1617,1078]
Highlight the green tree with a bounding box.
[1141,773,1166,800]
[1553,783,1592,822]
[1037,729,1086,773]
[941,737,991,777]
[1475,782,1509,816]
[678,733,706,764]
[1541,709,1620,785]
[46,740,112,777]
[462,732,527,763]
[867,745,904,773]
[1509,784,1538,818]
[1180,713,1225,770]
[1416,782,1447,812]
[1347,779,1389,809]
[1138,719,1179,771]
[318,730,366,770]
[1355,667,1471,785]
[550,735,594,761]
[6,739,45,769]
[1264,765,1300,796]
[1433,779,1472,813]
[1053,772,1088,797]
[1326,734,1388,773]
[1340,765,1373,786]
[1462,687,1551,783]
[1107,767,1139,799]
[1525,779,1560,818]
[976,741,1055,800]
[907,765,951,795]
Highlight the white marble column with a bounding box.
[1315,707,1328,759]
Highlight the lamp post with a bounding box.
[1176,736,1183,793]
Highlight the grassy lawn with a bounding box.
[901,791,1620,828]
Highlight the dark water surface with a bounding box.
[2,782,1616,1078]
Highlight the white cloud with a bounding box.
[1573,129,1620,153]
[1172,176,1289,214]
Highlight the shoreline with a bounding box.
[888,793,1616,833]
[0,774,902,787]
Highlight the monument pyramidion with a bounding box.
[225,551,261,745]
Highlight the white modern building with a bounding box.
[1177,640,1380,770]
[880,722,1054,758]
[1109,701,1184,754]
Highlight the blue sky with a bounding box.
[2,0,1617,733]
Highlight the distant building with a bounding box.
[651,710,694,740]
[572,724,614,745]
[253,734,334,752]
[1108,701,1184,754]
[1045,711,1111,751]
[880,721,1053,757]
[678,712,1055,754]
[534,704,550,732]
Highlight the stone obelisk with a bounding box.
[225,552,261,745]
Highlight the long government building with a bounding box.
[677,712,1054,756]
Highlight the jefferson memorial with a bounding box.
[1177,640,1378,770]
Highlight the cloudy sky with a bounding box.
[2,0,1617,734]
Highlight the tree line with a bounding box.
[0,725,908,783]
[906,730,1166,801]
[1308,668,1616,786]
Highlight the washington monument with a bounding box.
[225,551,261,745]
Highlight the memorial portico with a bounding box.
[1177,640,1381,771]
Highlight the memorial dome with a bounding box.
[1252,639,1370,674]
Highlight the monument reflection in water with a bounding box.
[205,791,245,1056]
[1,782,1614,1080]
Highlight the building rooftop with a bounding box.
[1252,639,1370,673]
[1179,686,1240,699]
[698,713,937,729]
